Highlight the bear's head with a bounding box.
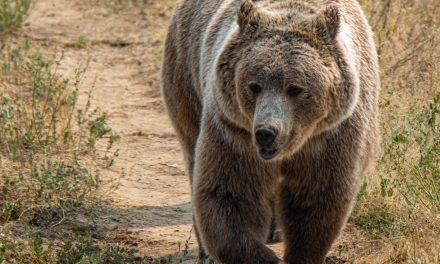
[216,0,360,161]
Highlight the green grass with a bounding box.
[65,36,89,49]
[0,0,31,33]
[0,233,148,263]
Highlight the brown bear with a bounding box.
[161,0,379,263]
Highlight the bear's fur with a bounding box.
[161,0,379,263]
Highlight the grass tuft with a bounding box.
[0,0,31,34]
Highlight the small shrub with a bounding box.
[381,92,440,214]
[0,0,31,33]
[0,42,119,214]
[0,41,120,261]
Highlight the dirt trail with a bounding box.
[23,0,366,263]
[25,0,198,261]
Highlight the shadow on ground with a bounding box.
[97,202,193,228]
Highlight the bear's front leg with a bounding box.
[193,115,280,264]
[279,177,355,264]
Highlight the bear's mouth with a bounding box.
[259,148,280,160]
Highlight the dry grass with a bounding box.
[348,1,440,263]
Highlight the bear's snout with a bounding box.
[255,127,278,147]
[254,125,282,160]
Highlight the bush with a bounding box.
[0,40,120,262]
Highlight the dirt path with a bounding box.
[25,0,198,261]
[23,0,369,263]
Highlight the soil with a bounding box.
[22,0,370,263]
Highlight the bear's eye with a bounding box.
[248,83,262,95]
[287,85,303,97]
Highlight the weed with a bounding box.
[353,189,405,239]
[0,232,147,263]
[56,236,136,264]
[380,93,440,214]
[0,0,31,33]
[65,36,89,49]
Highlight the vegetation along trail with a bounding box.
[21,0,199,261]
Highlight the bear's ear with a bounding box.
[237,0,260,33]
[314,5,340,43]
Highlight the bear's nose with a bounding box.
[255,128,277,147]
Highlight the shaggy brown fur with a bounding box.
[161,0,379,263]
